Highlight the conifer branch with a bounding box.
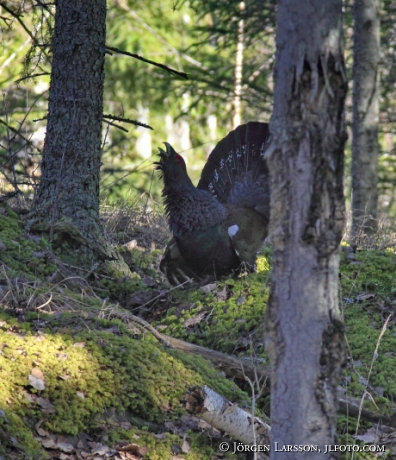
[102,119,129,133]
[0,2,36,41]
[105,45,188,79]
[102,114,153,130]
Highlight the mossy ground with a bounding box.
[1,206,396,459]
[0,206,253,459]
[0,311,249,459]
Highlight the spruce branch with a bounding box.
[102,114,153,130]
[102,119,129,133]
[105,45,188,79]
[0,2,36,41]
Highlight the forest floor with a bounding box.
[0,201,396,460]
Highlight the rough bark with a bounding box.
[351,0,380,241]
[32,0,130,277]
[265,0,347,458]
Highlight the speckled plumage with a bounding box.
[156,122,271,284]
[163,185,227,237]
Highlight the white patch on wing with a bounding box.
[228,224,239,238]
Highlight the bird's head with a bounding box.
[155,142,189,186]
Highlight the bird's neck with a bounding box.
[163,181,227,237]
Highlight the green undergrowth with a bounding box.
[119,245,163,279]
[0,310,248,458]
[99,246,163,302]
[338,247,396,456]
[156,251,272,356]
[340,248,396,297]
[2,205,396,459]
[0,206,156,307]
[103,428,230,460]
[340,248,396,398]
[0,208,56,280]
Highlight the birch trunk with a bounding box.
[351,0,380,241]
[182,385,270,448]
[265,0,347,457]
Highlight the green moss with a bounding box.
[0,310,249,458]
[169,350,249,405]
[99,277,145,301]
[340,250,396,400]
[121,247,163,278]
[156,269,270,355]
[0,210,56,280]
[0,410,45,459]
[340,249,396,297]
[103,427,223,460]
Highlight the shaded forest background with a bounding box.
[0,0,395,220]
[0,2,396,459]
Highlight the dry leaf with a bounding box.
[59,454,72,460]
[215,287,228,301]
[119,453,140,460]
[36,426,50,437]
[356,293,376,302]
[236,295,245,305]
[41,438,57,449]
[29,374,45,391]
[91,444,110,455]
[200,283,217,294]
[24,390,37,403]
[119,443,140,452]
[31,368,44,379]
[120,422,132,430]
[354,426,380,443]
[57,442,74,453]
[119,443,148,456]
[183,313,206,328]
[37,397,56,413]
[181,440,190,453]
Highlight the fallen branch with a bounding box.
[162,333,269,384]
[182,385,270,448]
[105,306,396,429]
[338,389,396,428]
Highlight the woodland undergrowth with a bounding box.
[0,199,395,460]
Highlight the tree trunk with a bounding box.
[232,1,245,129]
[265,0,347,458]
[351,0,380,242]
[32,0,130,277]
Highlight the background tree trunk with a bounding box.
[232,1,245,129]
[351,0,380,242]
[32,0,130,277]
[265,0,347,457]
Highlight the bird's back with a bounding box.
[198,121,270,219]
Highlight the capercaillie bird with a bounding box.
[155,121,270,285]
